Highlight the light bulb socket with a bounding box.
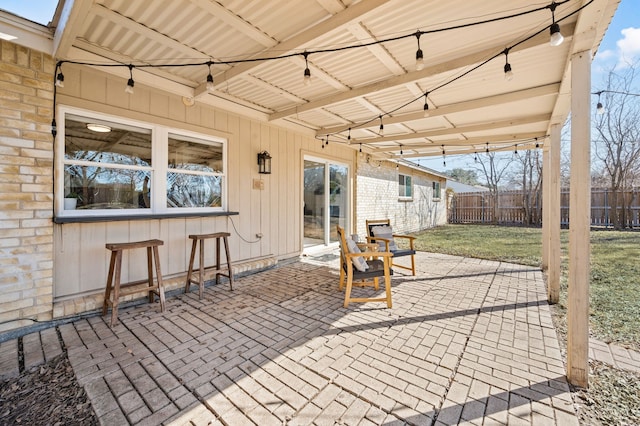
[206,73,214,91]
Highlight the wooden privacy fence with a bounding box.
[448,188,640,227]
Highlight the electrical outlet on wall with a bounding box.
[252,179,264,190]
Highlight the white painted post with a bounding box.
[548,124,562,304]
[567,50,591,388]
[542,144,550,272]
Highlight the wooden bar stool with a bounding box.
[185,232,234,299]
[102,239,166,327]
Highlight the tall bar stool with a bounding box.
[185,232,234,299]
[102,239,166,327]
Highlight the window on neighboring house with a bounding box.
[432,181,441,200]
[58,108,226,216]
[399,174,412,199]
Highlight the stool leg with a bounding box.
[215,237,221,285]
[185,238,197,294]
[198,238,204,299]
[223,236,233,290]
[110,250,123,327]
[153,245,166,312]
[103,251,117,316]
[147,246,154,303]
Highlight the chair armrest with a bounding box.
[356,243,378,251]
[346,251,393,259]
[391,234,416,249]
[392,234,416,241]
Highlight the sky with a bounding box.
[2,0,638,174]
[0,0,57,25]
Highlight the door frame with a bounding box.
[301,152,352,249]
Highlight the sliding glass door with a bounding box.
[303,157,349,247]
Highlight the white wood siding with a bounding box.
[53,65,354,299]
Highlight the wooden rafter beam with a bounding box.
[271,23,574,122]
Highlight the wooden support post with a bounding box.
[542,144,550,272]
[548,123,562,304]
[567,50,591,388]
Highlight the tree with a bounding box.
[510,150,543,224]
[593,62,640,229]
[445,168,480,185]
[473,152,514,223]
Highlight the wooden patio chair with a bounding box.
[365,219,416,275]
[336,225,393,308]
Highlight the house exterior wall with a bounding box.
[0,41,357,329]
[355,159,447,237]
[0,41,56,329]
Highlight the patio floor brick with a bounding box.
[6,250,635,424]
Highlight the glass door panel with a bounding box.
[304,160,325,246]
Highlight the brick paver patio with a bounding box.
[2,251,580,425]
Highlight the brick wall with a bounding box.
[355,159,446,237]
[0,41,55,331]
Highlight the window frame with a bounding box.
[432,181,441,201]
[398,173,413,200]
[55,106,227,218]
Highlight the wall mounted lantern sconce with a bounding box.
[257,151,272,174]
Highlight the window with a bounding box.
[57,108,226,216]
[399,174,412,199]
[432,181,441,200]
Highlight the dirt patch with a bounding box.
[551,304,640,426]
[0,354,98,426]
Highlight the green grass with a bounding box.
[413,224,640,350]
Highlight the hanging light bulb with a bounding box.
[485,142,490,154]
[415,32,424,71]
[594,92,605,115]
[379,116,384,136]
[535,138,540,149]
[423,92,430,117]
[206,61,214,92]
[359,143,363,157]
[55,67,64,88]
[442,145,446,167]
[549,2,564,47]
[503,49,514,81]
[514,145,519,157]
[303,52,311,86]
[347,128,351,141]
[125,64,135,94]
[325,137,329,146]
[474,152,478,163]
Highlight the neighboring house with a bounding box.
[355,158,447,236]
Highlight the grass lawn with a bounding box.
[412,224,640,350]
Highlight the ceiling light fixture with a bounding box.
[86,123,112,133]
[549,2,564,46]
[125,64,135,94]
[415,31,424,71]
